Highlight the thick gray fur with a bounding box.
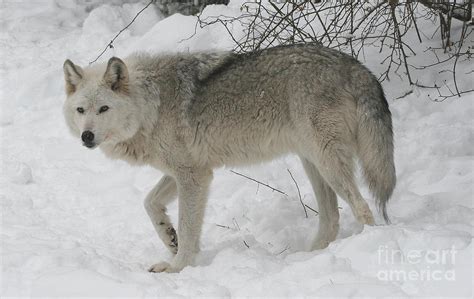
[63,43,396,273]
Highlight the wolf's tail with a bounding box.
[356,82,396,223]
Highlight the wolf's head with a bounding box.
[63,57,141,149]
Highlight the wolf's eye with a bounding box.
[99,105,109,113]
[76,107,84,114]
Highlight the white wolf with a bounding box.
[63,44,396,273]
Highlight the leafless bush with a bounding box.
[157,0,230,16]
[197,0,473,99]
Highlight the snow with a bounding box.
[1,0,472,297]
[6,162,33,185]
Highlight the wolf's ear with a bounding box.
[103,57,129,93]
[63,59,84,95]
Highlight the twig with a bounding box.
[452,20,468,97]
[395,89,413,99]
[230,169,316,218]
[304,204,319,215]
[243,240,250,248]
[390,2,413,85]
[277,245,290,255]
[230,170,287,196]
[232,217,241,231]
[287,169,308,218]
[216,224,232,230]
[89,0,156,64]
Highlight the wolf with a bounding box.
[63,43,396,273]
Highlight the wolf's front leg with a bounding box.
[144,175,178,254]
[149,168,212,273]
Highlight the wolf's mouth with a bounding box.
[82,142,97,149]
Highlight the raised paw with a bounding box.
[157,223,178,254]
[148,261,180,273]
[166,226,178,253]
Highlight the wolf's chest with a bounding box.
[101,138,152,166]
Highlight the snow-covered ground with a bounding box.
[1,0,472,297]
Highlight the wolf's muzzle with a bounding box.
[81,130,95,148]
[81,130,94,142]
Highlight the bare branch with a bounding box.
[277,245,290,255]
[287,169,307,218]
[216,223,232,230]
[197,0,473,98]
[304,204,319,215]
[230,170,287,196]
[89,0,156,65]
[395,89,414,99]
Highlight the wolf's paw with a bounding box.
[355,205,375,226]
[312,239,330,250]
[148,261,180,273]
[164,226,178,254]
[357,211,375,226]
[157,223,178,254]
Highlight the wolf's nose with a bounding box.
[81,131,94,143]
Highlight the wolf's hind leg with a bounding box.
[308,141,375,226]
[144,175,178,254]
[300,157,340,250]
